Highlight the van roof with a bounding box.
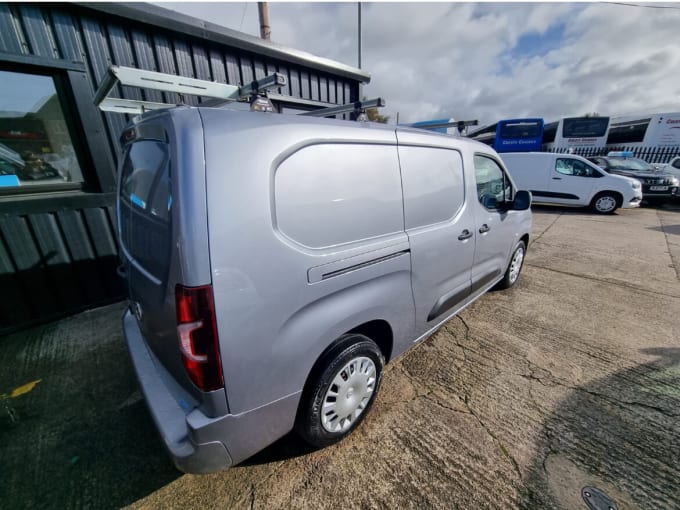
[188,106,490,149]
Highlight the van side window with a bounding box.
[398,146,464,229]
[275,143,403,248]
[473,155,513,210]
[556,158,600,177]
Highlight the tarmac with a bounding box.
[1,204,679,509]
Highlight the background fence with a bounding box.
[545,145,680,165]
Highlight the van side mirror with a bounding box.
[512,190,532,210]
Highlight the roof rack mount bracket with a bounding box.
[93,65,287,113]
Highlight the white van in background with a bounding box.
[500,152,642,214]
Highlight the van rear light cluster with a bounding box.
[175,284,224,392]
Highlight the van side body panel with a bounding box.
[200,109,416,414]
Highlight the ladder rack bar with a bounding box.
[300,98,385,117]
[408,120,479,130]
[98,97,176,115]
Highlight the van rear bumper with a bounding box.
[123,310,233,473]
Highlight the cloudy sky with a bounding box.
[156,2,680,126]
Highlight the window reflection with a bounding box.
[0,70,83,189]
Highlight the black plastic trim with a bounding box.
[530,190,580,200]
[471,269,502,294]
[427,286,471,322]
[321,250,410,280]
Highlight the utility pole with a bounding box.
[258,2,271,40]
[357,2,362,69]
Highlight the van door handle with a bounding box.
[458,229,473,241]
[552,177,562,180]
[479,224,490,234]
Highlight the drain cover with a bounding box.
[582,486,618,510]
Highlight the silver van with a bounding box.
[118,107,532,473]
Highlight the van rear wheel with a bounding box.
[295,335,384,448]
[591,192,620,214]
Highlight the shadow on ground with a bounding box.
[521,347,680,509]
[0,303,180,509]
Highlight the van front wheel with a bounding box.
[496,240,526,290]
[295,335,384,448]
[591,192,620,214]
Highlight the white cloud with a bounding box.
[156,2,680,125]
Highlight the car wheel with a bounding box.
[591,192,620,214]
[295,334,384,448]
[496,240,526,290]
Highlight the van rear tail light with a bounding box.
[175,284,224,392]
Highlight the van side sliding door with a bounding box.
[396,135,474,336]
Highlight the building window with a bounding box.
[0,69,84,192]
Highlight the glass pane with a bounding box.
[562,118,609,138]
[0,70,83,189]
[474,155,510,208]
[121,141,170,221]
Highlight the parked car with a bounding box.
[662,156,680,178]
[587,152,679,203]
[118,107,532,473]
[664,157,680,199]
[500,152,641,214]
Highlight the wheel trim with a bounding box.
[595,195,616,212]
[509,246,524,284]
[321,356,376,433]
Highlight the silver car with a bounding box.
[118,107,532,473]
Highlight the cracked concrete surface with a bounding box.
[1,204,679,509]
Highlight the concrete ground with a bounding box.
[1,204,679,510]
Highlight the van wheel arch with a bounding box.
[294,332,385,447]
[300,320,393,399]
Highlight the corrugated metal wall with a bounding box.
[0,3,358,333]
[0,3,354,163]
[0,201,120,330]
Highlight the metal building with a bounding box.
[0,2,369,333]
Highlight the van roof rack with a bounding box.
[93,65,386,119]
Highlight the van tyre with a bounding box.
[591,192,621,214]
[496,240,526,290]
[296,335,384,448]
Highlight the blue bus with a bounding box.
[468,118,544,152]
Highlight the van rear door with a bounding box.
[117,110,226,416]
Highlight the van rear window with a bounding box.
[119,140,172,280]
[121,141,171,221]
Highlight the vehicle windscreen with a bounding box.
[608,157,653,171]
[563,118,609,138]
[119,140,172,280]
